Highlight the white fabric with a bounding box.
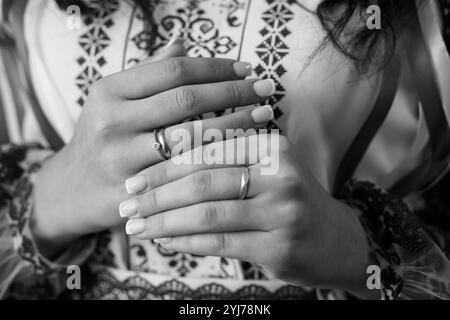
[0,50,22,142]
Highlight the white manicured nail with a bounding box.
[251,105,274,124]
[126,219,146,235]
[119,199,139,218]
[125,175,148,194]
[233,62,253,77]
[253,79,276,97]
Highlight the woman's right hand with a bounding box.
[31,43,276,257]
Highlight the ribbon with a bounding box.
[333,55,400,195]
[389,0,450,196]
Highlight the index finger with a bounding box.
[103,57,253,99]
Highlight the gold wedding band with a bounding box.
[153,128,171,160]
[239,167,250,200]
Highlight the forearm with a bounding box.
[31,146,85,258]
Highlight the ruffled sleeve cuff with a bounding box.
[0,144,97,299]
[340,180,450,300]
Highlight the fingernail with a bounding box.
[119,199,139,218]
[251,105,274,124]
[126,219,146,235]
[253,79,276,97]
[126,175,148,194]
[154,238,172,245]
[165,36,184,49]
[233,62,253,77]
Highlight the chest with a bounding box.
[30,0,373,126]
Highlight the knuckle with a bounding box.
[201,203,220,228]
[163,58,187,80]
[230,113,247,130]
[98,147,114,167]
[174,87,196,112]
[91,115,109,136]
[276,196,304,228]
[277,135,291,155]
[92,115,120,142]
[212,61,230,79]
[277,242,296,271]
[192,170,212,193]
[148,166,168,189]
[148,190,159,212]
[214,61,230,78]
[99,147,124,176]
[93,114,115,136]
[214,233,231,253]
[277,164,300,183]
[169,124,195,152]
[87,100,120,140]
[282,201,301,222]
[157,212,166,233]
[227,81,244,104]
[88,78,108,99]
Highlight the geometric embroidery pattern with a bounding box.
[75,0,119,106]
[156,244,205,277]
[254,0,293,129]
[157,0,238,57]
[219,0,247,27]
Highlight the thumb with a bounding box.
[155,37,187,59]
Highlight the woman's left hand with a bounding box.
[121,134,373,295]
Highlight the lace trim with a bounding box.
[64,269,313,300]
[340,180,450,300]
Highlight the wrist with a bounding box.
[31,147,81,258]
[329,200,380,299]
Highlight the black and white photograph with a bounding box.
[0,0,449,306]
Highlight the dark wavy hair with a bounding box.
[56,0,416,71]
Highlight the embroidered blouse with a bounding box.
[0,0,449,299]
